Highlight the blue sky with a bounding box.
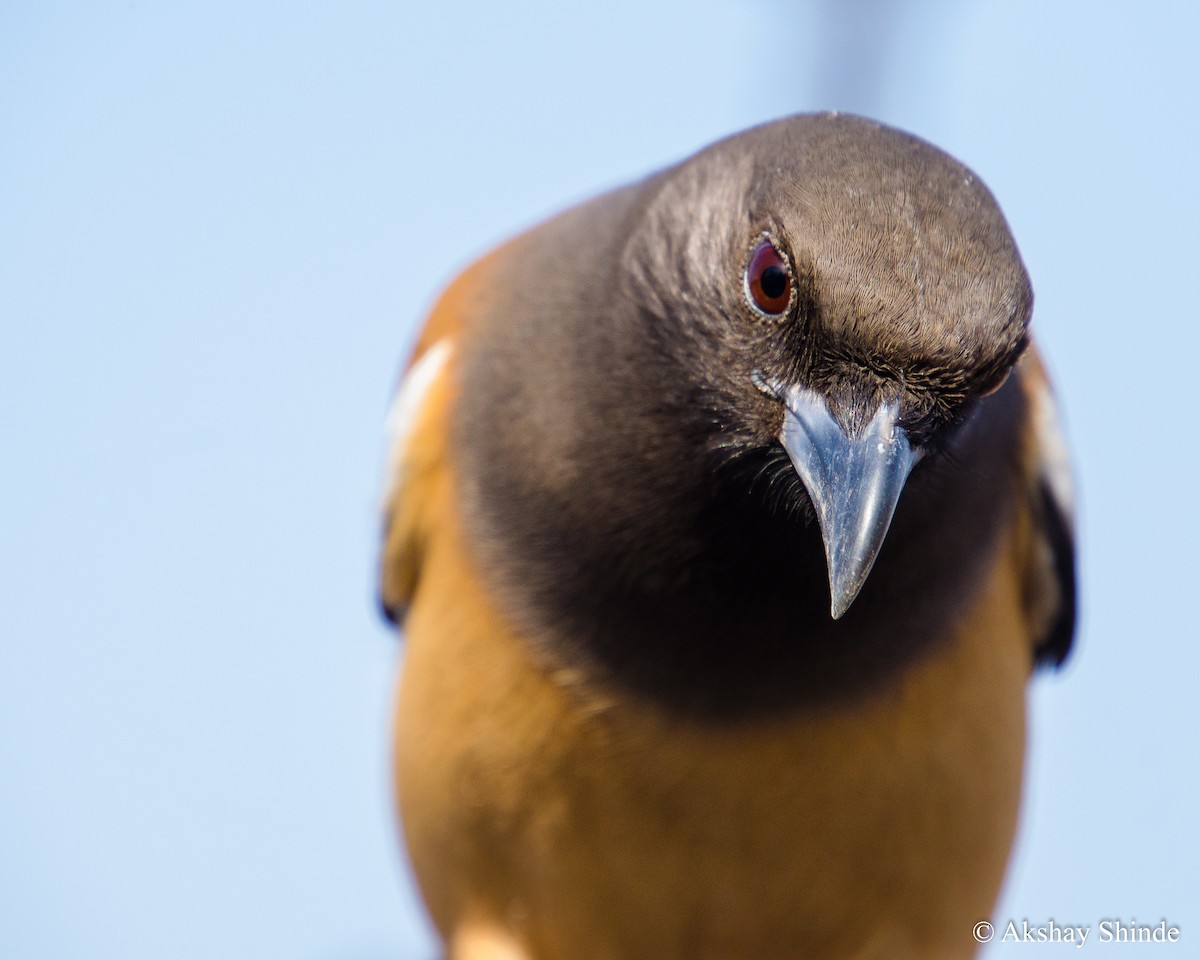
[2,2,1197,957]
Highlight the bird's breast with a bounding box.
[395,462,1031,960]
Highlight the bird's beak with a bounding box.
[756,376,917,619]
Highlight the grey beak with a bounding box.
[757,377,917,619]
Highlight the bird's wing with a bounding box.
[379,254,495,624]
[1016,345,1077,667]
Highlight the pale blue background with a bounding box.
[2,2,1197,957]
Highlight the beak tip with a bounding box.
[828,579,860,621]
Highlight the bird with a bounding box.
[378,113,1075,960]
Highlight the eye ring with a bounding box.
[743,233,795,321]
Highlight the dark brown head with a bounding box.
[618,113,1031,615]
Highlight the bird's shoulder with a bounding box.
[377,181,665,625]
[378,248,503,623]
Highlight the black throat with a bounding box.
[458,360,1027,722]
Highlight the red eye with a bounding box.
[744,237,792,317]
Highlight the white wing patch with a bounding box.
[383,339,453,506]
[1028,372,1075,534]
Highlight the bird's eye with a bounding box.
[744,236,793,319]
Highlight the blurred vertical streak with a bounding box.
[809,0,911,115]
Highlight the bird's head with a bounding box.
[616,113,1032,618]
[456,114,1035,706]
